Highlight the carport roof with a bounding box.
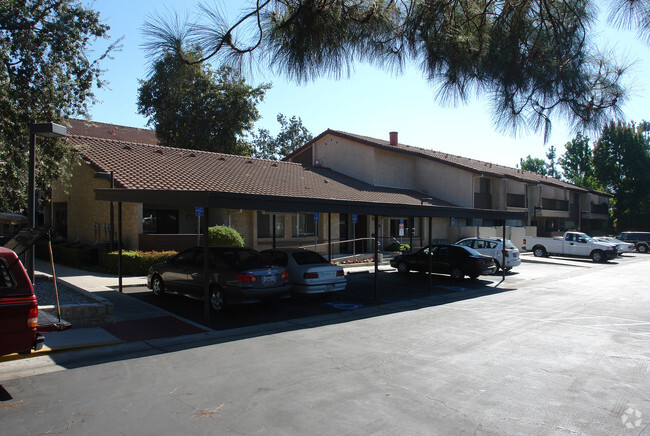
[66,119,525,220]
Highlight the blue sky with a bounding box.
[88,0,649,168]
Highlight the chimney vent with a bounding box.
[389,131,398,146]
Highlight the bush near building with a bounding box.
[208,225,244,247]
[102,251,177,276]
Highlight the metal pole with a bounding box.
[328,213,332,261]
[502,221,506,280]
[374,215,379,301]
[27,131,36,284]
[118,201,123,293]
[272,214,276,249]
[428,216,433,293]
[47,237,61,322]
[109,171,114,251]
[409,217,413,253]
[203,206,210,323]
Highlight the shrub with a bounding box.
[208,225,244,247]
[102,250,177,276]
[386,242,410,252]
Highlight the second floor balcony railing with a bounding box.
[474,193,492,209]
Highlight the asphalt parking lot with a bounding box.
[122,252,639,331]
[2,252,649,435]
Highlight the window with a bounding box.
[0,260,16,290]
[257,212,285,238]
[479,178,491,194]
[143,209,179,234]
[292,213,316,237]
[292,251,328,265]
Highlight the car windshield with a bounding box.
[291,251,329,265]
[504,239,517,249]
[219,249,269,269]
[457,245,482,256]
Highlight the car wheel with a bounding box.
[450,267,464,280]
[396,262,410,274]
[591,250,604,263]
[533,246,546,257]
[210,287,225,312]
[638,244,648,253]
[493,259,501,271]
[151,274,165,297]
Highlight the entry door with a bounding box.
[339,214,349,253]
[355,215,368,253]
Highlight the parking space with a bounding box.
[123,252,645,331]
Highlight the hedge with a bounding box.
[386,242,410,252]
[102,250,177,276]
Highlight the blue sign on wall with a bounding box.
[352,213,358,224]
[195,206,204,217]
[314,212,319,223]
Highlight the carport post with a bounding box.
[272,214,276,249]
[374,214,379,301]
[118,202,123,293]
[203,206,210,323]
[409,216,413,253]
[428,216,432,293]
[502,222,506,280]
[328,213,332,261]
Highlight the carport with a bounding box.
[96,188,525,322]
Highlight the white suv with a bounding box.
[455,237,521,271]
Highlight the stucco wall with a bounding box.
[313,135,376,184]
[51,162,139,249]
[414,159,474,207]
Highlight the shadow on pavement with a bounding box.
[44,269,517,369]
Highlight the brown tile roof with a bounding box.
[66,121,454,207]
[292,129,606,194]
[64,118,158,145]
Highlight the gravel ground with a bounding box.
[33,278,97,306]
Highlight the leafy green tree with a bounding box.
[137,50,270,155]
[558,133,598,188]
[593,121,650,230]
[252,114,313,160]
[143,0,629,138]
[0,0,115,214]
[518,156,548,175]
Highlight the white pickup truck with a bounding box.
[522,231,618,262]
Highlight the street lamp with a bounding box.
[27,122,67,283]
[94,171,115,250]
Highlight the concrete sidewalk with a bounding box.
[0,259,208,363]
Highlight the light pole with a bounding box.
[94,171,115,251]
[27,122,67,283]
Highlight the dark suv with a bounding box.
[616,232,650,253]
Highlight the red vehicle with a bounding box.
[0,246,44,356]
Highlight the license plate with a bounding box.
[262,275,277,285]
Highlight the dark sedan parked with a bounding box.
[147,247,291,311]
[390,244,497,280]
